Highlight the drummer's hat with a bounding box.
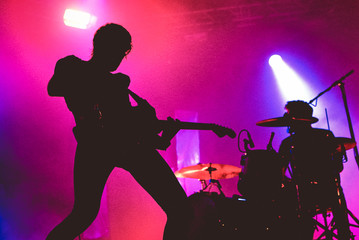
[284,100,318,124]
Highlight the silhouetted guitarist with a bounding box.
[46,23,191,240]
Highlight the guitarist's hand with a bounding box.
[152,135,171,150]
[157,117,180,150]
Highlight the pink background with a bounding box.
[0,0,358,239]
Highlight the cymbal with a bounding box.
[175,163,241,180]
[335,137,356,152]
[256,116,318,127]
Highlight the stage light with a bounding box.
[63,8,97,29]
[269,55,313,102]
[268,54,284,68]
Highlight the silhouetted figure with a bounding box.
[278,100,351,240]
[46,23,191,240]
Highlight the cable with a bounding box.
[238,129,250,153]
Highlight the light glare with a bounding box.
[268,54,283,67]
[63,8,97,29]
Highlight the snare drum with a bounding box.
[237,150,282,200]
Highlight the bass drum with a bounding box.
[188,192,249,240]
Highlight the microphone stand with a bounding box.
[309,70,359,170]
[309,70,359,238]
[338,81,359,169]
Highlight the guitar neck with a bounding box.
[158,120,215,131]
[158,119,236,139]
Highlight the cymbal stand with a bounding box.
[199,179,225,196]
[199,165,225,197]
[347,209,359,229]
[313,211,338,240]
[312,181,356,240]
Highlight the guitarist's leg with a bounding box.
[125,147,192,240]
[46,142,115,240]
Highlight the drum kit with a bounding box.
[174,116,357,240]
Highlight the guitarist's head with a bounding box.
[90,23,133,72]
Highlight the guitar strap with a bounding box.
[128,89,148,106]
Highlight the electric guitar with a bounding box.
[145,118,236,150]
[158,119,236,139]
[128,89,236,149]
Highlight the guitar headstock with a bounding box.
[212,124,236,139]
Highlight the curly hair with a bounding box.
[92,23,132,56]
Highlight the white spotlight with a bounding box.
[63,8,97,29]
[268,54,284,67]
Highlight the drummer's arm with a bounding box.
[328,131,344,173]
[278,142,291,184]
[332,145,344,173]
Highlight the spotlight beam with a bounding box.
[269,54,313,102]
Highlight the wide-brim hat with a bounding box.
[284,100,318,123]
[256,100,318,127]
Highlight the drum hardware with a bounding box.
[313,210,338,239]
[310,183,357,240]
[199,179,225,196]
